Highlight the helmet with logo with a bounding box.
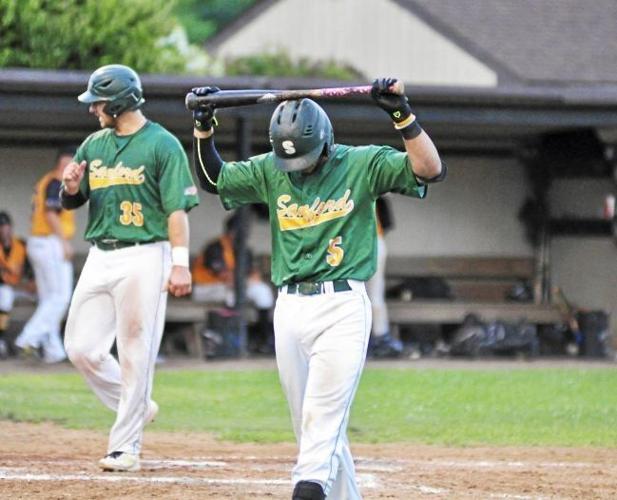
[269,98,334,172]
[78,64,145,117]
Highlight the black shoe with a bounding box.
[369,333,403,358]
[292,480,325,500]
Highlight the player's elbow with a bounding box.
[198,178,219,194]
[414,159,447,184]
[418,158,442,178]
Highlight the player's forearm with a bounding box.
[193,131,222,194]
[371,78,445,183]
[60,187,88,209]
[0,265,18,285]
[404,131,446,183]
[1,269,20,285]
[168,210,190,267]
[168,210,190,247]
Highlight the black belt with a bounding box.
[284,279,351,295]
[92,240,155,251]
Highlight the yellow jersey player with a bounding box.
[15,146,76,363]
[0,211,27,359]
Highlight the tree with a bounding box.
[0,0,187,73]
[224,51,364,80]
[174,0,257,43]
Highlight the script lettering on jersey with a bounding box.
[276,189,354,231]
[89,159,146,190]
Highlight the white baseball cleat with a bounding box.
[43,352,67,364]
[145,400,159,425]
[99,451,140,472]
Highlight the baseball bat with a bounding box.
[185,81,405,110]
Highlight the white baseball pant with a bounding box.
[64,241,170,455]
[274,280,371,500]
[15,235,72,362]
[366,235,389,337]
[0,284,15,312]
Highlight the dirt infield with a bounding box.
[1,421,616,499]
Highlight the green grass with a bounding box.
[1,367,616,446]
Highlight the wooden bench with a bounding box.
[8,248,264,359]
[383,256,563,326]
[8,298,252,359]
[8,255,563,357]
[386,300,562,324]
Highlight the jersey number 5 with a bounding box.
[326,236,344,267]
[119,201,144,227]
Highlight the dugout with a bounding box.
[1,69,617,352]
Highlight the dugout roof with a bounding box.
[2,69,617,161]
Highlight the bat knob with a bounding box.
[185,92,197,110]
[390,80,405,96]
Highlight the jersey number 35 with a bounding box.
[119,201,144,227]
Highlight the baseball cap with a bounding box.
[0,211,12,226]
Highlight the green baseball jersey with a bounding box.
[74,121,199,243]
[218,144,426,286]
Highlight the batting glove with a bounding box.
[192,86,220,132]
[371,78,413,127]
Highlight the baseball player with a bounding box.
[0,211,27,360]
[60,64,199,472]
[14,146,77,363]
[190,78,445,499]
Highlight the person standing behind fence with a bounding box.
[14,147,77,363]
[0,211,27,360]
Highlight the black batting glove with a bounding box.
[193,106,217,132]
[371,78,412,126]
[192,86,220,132]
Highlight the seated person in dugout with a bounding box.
[191,213,274,352]
[0,211,28,359]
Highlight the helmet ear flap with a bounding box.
[102,89,143,117]
[102,101,120,118]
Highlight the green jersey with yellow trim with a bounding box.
[218,144,426,286]
[74,121,199,243]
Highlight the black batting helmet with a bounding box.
[0,211,12,226]
[78,64,145,117]
[269,99,334,173]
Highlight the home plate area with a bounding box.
[1,422,616,499]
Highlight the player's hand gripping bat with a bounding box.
[185,81,405,110]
